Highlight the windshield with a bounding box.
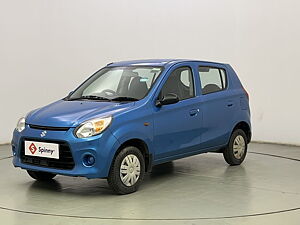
[67,66,163,101]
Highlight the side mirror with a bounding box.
[156,93,179,107]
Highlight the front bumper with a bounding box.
[11,125,120,179]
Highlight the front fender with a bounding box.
[111,125,154,154]
[109,104,154,154]
[101,125,153,177]
[103,103,154,174]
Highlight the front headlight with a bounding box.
[75,116,112,138]
[16,117,26,132]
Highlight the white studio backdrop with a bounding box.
[0,0,299,145]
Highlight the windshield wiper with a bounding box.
[111,96,139,102]
[68,95,111,101]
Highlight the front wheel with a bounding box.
[223,129,248,166]
[108,146,145,194]
[27,170,56,181]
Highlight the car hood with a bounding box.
[26,100,134,127]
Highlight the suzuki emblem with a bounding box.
[40,131,47,137]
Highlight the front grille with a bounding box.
[20,138,75,170]
[29,124,70,131]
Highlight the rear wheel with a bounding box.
[27,170,56,181]
[108,146,145,194]
[223,129,248,166]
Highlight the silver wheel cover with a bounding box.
[233,135,246,159]
[120,154,141,187]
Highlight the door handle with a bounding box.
[227,101,234,107]
[189,109,199,116]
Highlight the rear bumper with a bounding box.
[11,125,120,179]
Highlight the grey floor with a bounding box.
[0,143,299,225]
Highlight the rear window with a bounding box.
[198,67,227,94]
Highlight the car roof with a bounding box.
[106,59,227,67]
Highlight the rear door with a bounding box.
[197,64,234,149]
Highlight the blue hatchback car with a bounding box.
[12,59,251,194]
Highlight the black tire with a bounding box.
[108,146,145,194]
[223,129,248,166]
[27,170,56,181]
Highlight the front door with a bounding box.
[153,65,202,160]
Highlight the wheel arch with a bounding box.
[232,121,252,143]
[113,138,152,172]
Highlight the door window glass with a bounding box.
[198,67,227,94]
[160,67,195,101]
